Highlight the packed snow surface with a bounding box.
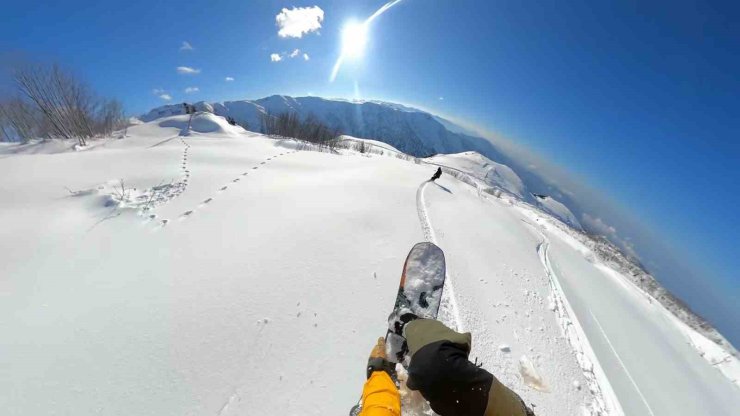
[1,116,738,416]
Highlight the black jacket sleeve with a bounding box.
[407,340,493,416]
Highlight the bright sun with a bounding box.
[341,21,369,59]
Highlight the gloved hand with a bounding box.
[366,337,397,381]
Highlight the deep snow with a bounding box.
[1,114,738,415]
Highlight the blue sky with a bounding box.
[2,0,738,342]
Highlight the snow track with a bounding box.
[416,180,463,331]
[534,233,623,416]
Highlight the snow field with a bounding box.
[2,117,738,416]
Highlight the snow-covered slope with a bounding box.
[2,117,738,416]
[532,194,583,229]
[425,151,527,198]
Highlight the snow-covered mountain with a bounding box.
[1,113,738,415]
[142,95,509,161]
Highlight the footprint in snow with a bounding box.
[260,162,266,165]
[232,178,240,183]
[242,172,248,176]
[181,210,193,217]
[252,167,258,170]
[219,186,228,191]
[202,198,212,204]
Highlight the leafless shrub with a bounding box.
[96,99,126,137]
[0,98,41,143]
[260,111,341,148]
[111,179,131,204]
[355,140,367,153]
[0,62,126,144]
[140,180,166,211]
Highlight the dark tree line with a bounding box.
[259,111,340,146]
[0,63,126,145]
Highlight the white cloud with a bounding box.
[275,6,324,38]
[225,76,234,81]
[581,213,638,259]
[176,66,201,74]
[438,96,444,101]
[582,213,617,236]
[271,49,310,63]
[152,88,171,100]
[184,87,199,94]
[180,41,194,51]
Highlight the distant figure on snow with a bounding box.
[430,167,442,181]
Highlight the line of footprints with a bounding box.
[153,148,297,227]
[178,137,191,198]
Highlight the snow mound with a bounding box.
[140,101,214,122]
[533,194,582,229]
[426,151,526,197]
[158,113,245,136]
[0,139,79,155]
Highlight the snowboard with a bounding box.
[349,242,447,416]
[386,241,446,364]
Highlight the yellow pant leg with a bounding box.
[360,371,401,416]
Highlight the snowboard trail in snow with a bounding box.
[416,180,463,331]
[532,228,624,416]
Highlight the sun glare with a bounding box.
[341,21,369,59]
[330,1,404,82]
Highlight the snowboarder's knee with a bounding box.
[404,319,471,357]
